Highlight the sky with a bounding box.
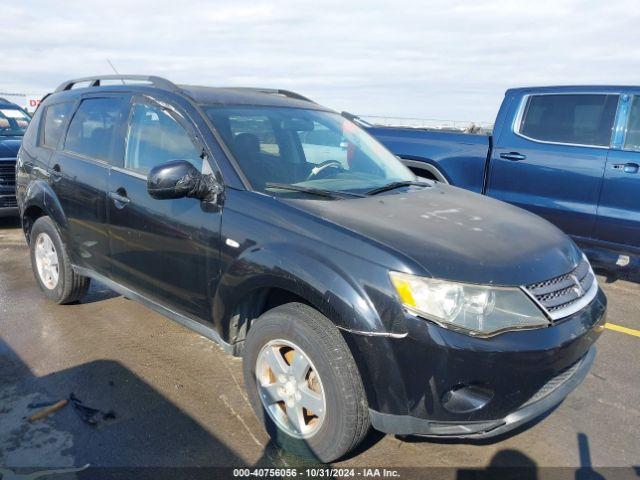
[3,0,640,123]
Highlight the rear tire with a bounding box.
[29,216,90,304]
[243,302,370,462]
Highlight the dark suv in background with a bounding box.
[17,75,606,462]
[0,97,30,216]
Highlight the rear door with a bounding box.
[488,92,618,239]
[595,93,640,251]
[107,95,222,320]
[49,94,129,275]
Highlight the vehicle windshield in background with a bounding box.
[0,108,30,136]
[205,106,416,196]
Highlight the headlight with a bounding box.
[389,272,549,336]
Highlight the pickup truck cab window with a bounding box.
[125,103,204,175]
[206,105,414,195]
[64,97,126,165]
[623,96,640,151]
[518,94,618,147]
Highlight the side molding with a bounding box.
[73,265,234,354]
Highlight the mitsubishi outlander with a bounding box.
[17,75,606,462]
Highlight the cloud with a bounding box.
[4,0,639,122]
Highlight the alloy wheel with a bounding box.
[35,232,59,289]
[255,339,326,439]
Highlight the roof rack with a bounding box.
[54,75,179,93]
[341,111,372,127]
[230,87,315,103]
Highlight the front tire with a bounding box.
[243,302,370,462]
[29,216,90,304]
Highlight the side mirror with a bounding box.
[147,160,223,202]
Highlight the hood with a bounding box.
[0,137,22,158]
[287,184,582,286]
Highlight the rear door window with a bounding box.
[518,94,618,147]
[64,97,127,165]
[41,102,74,148]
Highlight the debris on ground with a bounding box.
[27,399,68,422]
[68,393,116,426]
[27,400,59,409]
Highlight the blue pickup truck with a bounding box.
[366,86,640,270]
[0,97,30,217]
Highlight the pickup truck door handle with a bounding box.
[613,162,639,174]
[500,152,527,161]
[108,190,131,209]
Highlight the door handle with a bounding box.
[108,190,131,209]
[500,152,527,161]
[50,164,63,182]
[613,162,639,174]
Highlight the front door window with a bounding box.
[125,103,204,175]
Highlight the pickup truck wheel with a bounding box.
[243,302,370,462]
[29,216,90,304]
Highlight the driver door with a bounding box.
[107,96,222,321]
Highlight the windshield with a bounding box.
[0,107,30,136]
[205,106,415,196]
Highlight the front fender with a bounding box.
[214,241,411,412]
[213,242,401,341]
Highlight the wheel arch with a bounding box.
[218,247,408,414]
[213,243,393,351]
[399,156,450,183]
[21,180,69,244]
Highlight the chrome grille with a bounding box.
[525,256,597,320]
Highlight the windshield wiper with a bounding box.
[265,183,365,199]
[365,181,431,196]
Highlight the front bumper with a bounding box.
[369,346,595,438]
[343,288,607,437]
[0,206,18,217]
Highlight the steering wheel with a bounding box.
[306,160,343,180]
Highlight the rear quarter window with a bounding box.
[21,107,43,148]
[518,94,618,147]
[41,102,74,148]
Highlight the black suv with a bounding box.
[17,75,606,462]
[1,97,30,216]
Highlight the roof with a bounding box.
[49,75,329,111]
[506,85,640,95]
[180,85,329,110]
